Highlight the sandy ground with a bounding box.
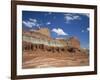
[22,50,89,69]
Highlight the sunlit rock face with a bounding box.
[23,28,80,48]
[22,28,89,69]
[67,37,80,49]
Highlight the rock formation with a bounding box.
[22,28,89,68]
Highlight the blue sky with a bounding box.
[22,11,90,49]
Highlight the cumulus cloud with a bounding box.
[22,21,33,28]
[52,28,68,36]
[44,12,52,16]
[64,13,81,23]
[81,27,89,33]
[29,18,37,22]
[81,30,85,32]
[87,27,90,31]
[22,18,40,28]
[46,22,51,25]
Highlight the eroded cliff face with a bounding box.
[67,37,80,49]
[22,28,89,68]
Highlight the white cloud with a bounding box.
[23,18,41,28]
[52,28,68,36]
[29,18,37,22]
[87,27,90,31]
[81,30,85,32]
[81,13,90,18]
[22,21,33,28]
[73,15,80,19]
[81,27,89,33]
[46,22,51,25]
[44,12,52,16]
[65,16,73,21]
[64,14,81,23]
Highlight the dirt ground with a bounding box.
[22,50,89,69]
